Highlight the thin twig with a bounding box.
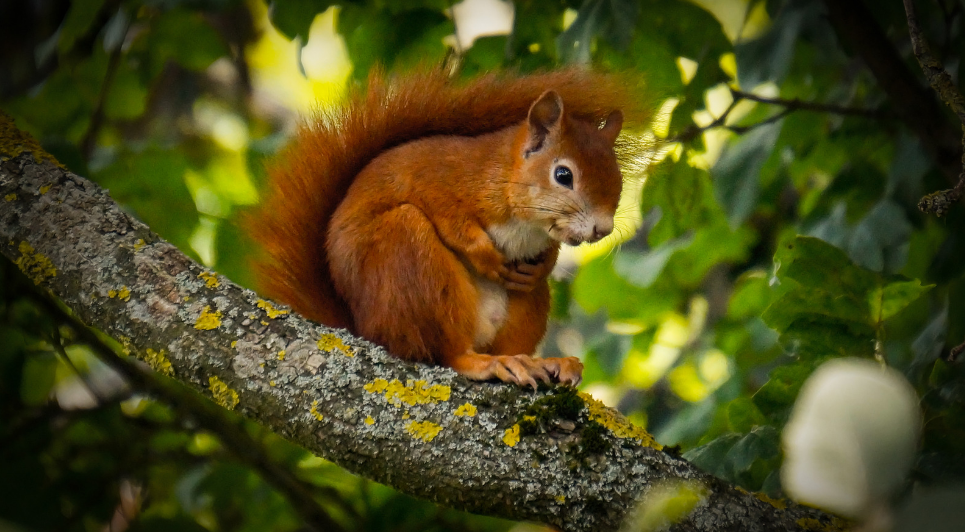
[668,88,882,143]
[730,89,884,118]
[902,0,965,216]
[949,338,965,362]
[49,325,113,406]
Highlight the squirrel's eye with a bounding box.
[554,165,574,189]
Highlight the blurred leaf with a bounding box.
[847,199,912,273]
[149,8,228,72]
[459,35,509,76]
[727,271,771,320]
[869,278,933,324]
[269,0,336,40]
[58,0,107,54]
[340,7,450,79]
[557,0,638,64]
[726,397,766,433]
[734,0,818,88]
[753,361,814,417]
[21,352,58,406]
[910,304,948,375]
[104,63,148,120]
[613,233,693,287]
[92,148,199,254]
[712,120,782,227]
[682,432,741,478]
[641,160,720,246]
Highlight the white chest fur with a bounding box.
[486,219,551,261]
[472,219,551,351]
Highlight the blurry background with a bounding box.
[2,0,964,530]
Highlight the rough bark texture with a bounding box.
[0,118,845,532]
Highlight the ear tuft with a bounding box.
[523,90,564,157]
[601,110,623,144]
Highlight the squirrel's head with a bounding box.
[511,90,624,246]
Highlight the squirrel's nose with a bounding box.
[590,223,613,242]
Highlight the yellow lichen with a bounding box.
[269,380,276,386]
[310,400,324,421]
[794,517,851,532]
[503,424,521,447]
[454,403,477,417]
[231,340,238,348]
[755,492,787,510]
[194,305,222,330]
[117,286,130,301]
[260,320,268,326]
[198,271,220,288]
[133,238,146,251]
[556,495,566,504]
[39,184,51,195]
[402,411,410,419]
[14,241,56,284]
[208,376,239,410]
[108,289,117,298]
[277,350,286,361]
[363,378,451,407]
[256,299,288,319]
[579,391,663,450]
[405,420,442,442]
[317,333,353,356]
[364,416,375,425]
[0,111,59,164]
[4,193,15,201]
[143,348,174,376]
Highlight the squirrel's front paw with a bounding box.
[501,258,552,292]
[466,244,509,282]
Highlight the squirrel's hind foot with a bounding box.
[445,352,583,389]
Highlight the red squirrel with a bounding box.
[250,68,648,388]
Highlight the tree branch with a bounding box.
[822,0,962,184]
[0,114,843,531]
[902,0,965,217]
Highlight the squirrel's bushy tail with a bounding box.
[249,67,652,329]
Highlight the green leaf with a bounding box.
[149,8,227,72]
[459,35,509,76]
[21,352,58,406]
[727,271,771,320]
[641,160,721,246]
[340,7,450,79]
[103,64,148,120]
[726,397,767,433]
[734,0,819,88]
[557,0,638,64]
[269,0,336,40]
[869,278,934,324]
[777,316,875,359]
[58,0,107,54]
[712,120,782,227]
[613,234,693,287]
[724,426,780,477]
[773,236,877,296]
[682,433,742,478]
[573,253,680,322]
[847,199,912,273]
[753,361,815,417]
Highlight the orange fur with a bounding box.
[249,67,650,387]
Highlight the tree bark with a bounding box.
[0,115,843,532]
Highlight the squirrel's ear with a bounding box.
[524,90,563,157]
[601,110,623,144]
